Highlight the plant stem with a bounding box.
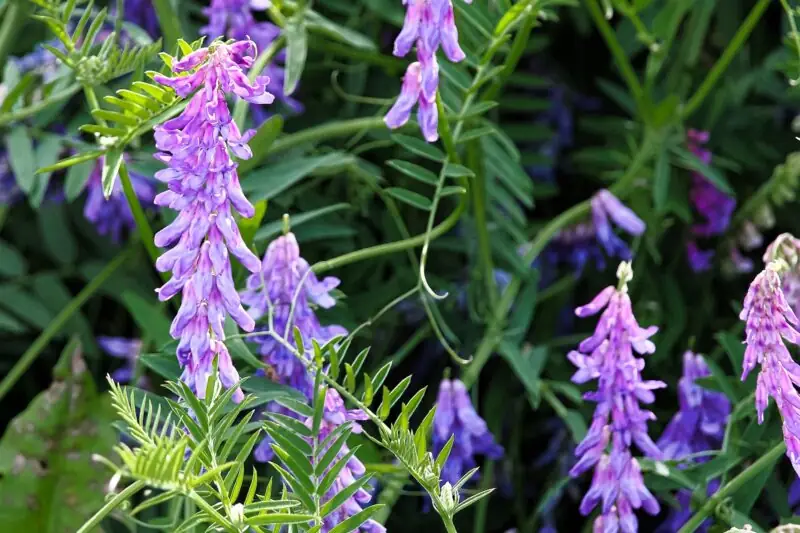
[677,440,786,533]
[151,0,183,54]
[0,0,26,70]
[583,0,643,110]
[462,136,655,388]
[0,248,132,403]
[0,84,82,127]
[232,36,286,128]
[483,8,537,103]
[682,0,770,119]
[119,163,161,271]
[76,480,146,533]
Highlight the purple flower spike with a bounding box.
[656,352,729,532]
[153,40,272,403]
[590,189,645,261]
[433,378,503,485]
[314,389,385,533]
[568,262,664,533]
[83,157,155,243]
[740,247,800,477]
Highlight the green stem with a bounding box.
[677,441,786,533]
[483,9,537,103]
[0,84,82,127]
[119,163,162,275]
[76,480,146,533]
[151,0,183,54]
[0,0,26,70]
[232,36,286,128]
[0,249,132,403]
[462,137,655,388]
[83,86,105,125]
[583,0,643,109]
[682,0,770,119]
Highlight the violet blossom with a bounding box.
[202,0,302,120]
[433,378,503,485]
[740,233,800,477]
[122,0,160,38]
[314,389,385,533]
[99,336,147,387]
[151,39,274,403]
[567,262,664,533]
[685,129,736,272]
[83,157,155,243]
[386,0,472,141]
[656,352,730,532]
[547,190,645,272]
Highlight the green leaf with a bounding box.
[284,16,308,96]
[305,10,376,50]
[102,148,124,199]
[328,504,385,533]
[38,204,77,265]
[391,134,446,161]
[121,291,172,345]
[385,187,432,210]
[241,378,306,407]
[444,163,475,178]
[671,146,734,195]
[0,285,53,329]
[6,128,36,194]
[246,115,283,161]
[255,203,350,242]
[497,343,547,407]
[242,153,354,201]
[0,240,27,277]
[140,351,182,380]
[0,341,117,532]
[387,160,439,185]
[653,149,671,212]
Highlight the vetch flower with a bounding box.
[740,234,800,477]
[433,378,503,485]
[152,39,273,403]
[568,262,664,533]
[241,231,347,398]
[384,61,438,142]
[656,352,730,532]
[99,337,146,387]
[83,157,155,243]
[315,389,385,533]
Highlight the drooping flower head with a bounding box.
[385,0,472,141]
[547,190,645,273]
[202,0,302,120]
[685,129,736,272]
[241,231,347,398]
[433,378,503,485]
[567,262,664,533]
[740,233,800,477]
[99,336,146,387]
[152,39,274,402]
[315,389,385,533]
[83,157,155,243]
[655,352,730,532]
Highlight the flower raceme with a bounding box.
[568,262,664,533]
[151,39,274,402]
[740,234,800,477]
[385,0,472,142]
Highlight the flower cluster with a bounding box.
[316,389,385,533]
[685,130,736,272]
[656,352,730,532]
[202,0,301,121]
[433,378,503,485]
[567,262,664,532]
[385,0,472,141]
[241,231,347,398]
[83,158,155,243]
[740,234,800,477]
[546,189,645,272]
[151,40,274,402]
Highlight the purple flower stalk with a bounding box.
[83,157,155,243]
[433,378,503,485]
[685,129,736,272]
[241,231,347,398]
[315,389,385,533]
[151,39,274,403]
[567,262,664,533]
[99,336,147,387]
[202,0,302,119]
[385,0,472,141]
[656,352,730,532]
[740,236,800,477]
